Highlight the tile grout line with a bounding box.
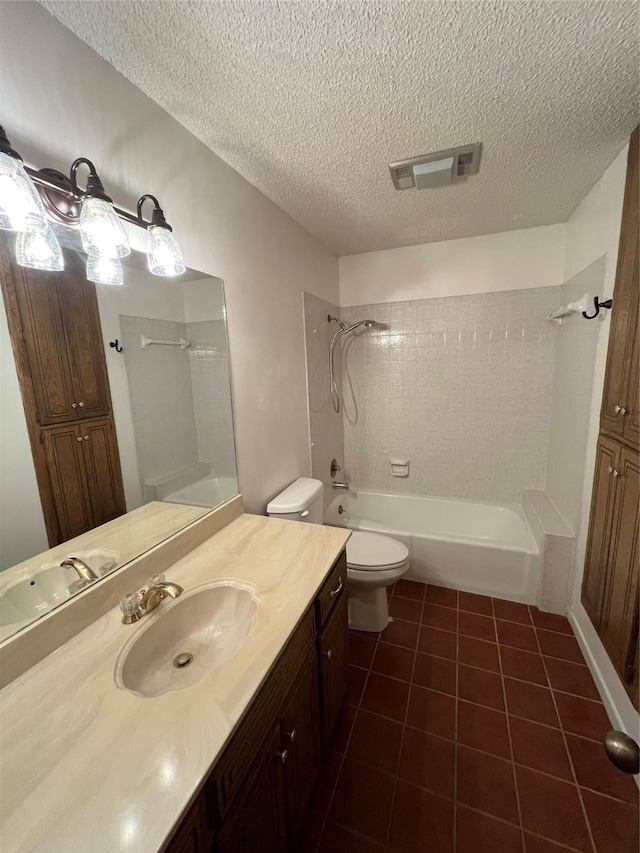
[382,583,423,852]
[495,599,527,853]
[532,615,599,853]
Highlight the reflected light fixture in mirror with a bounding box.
[86,253,124,286]
[15,222,64,271]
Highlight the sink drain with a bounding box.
[173,652,193,669]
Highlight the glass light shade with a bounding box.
[16,224,64,271]
[79,197,130,259]
[86,254,123,286]
[0,151,48,232]
[147,225,185,276]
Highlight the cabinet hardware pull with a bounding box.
[286,729,297,743]
[78,401,85,408]
[614,405,627,415]
[608,466,621,477]
[330,579,343,598]
[83,435,89,441]
[323,649,333,660]
[276,749,288,764]
[76,436,83,442]
[71,402,77,408]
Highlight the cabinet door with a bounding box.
[601,128,638,440]
[42,424,94,542]
[318,591,348,747]
[280,649,321,839]
[80,419,126,527]
[599,445,639,707]
[164,798,206,853]
[622,287,639,448]
[10,262,78,425]
[57,260,112,421]
[582,435,620,625]
[216,725,286,853]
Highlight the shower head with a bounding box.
[343,319,378,333]
[363,320,377,327]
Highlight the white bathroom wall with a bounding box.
[339,224,565,307]
[341,287,559,503]
[302,293,346,507]
[554,146,638,735]
[0,1,339,515]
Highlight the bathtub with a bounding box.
[325,489,540,603]
[163,476,238,508]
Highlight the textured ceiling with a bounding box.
[42,1,639,256]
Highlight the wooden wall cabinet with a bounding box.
[581,127,639,710]
[1,240,126,546]
[163,549,349,853]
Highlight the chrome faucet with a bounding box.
[61,557,99,582]
[332,481,350,491]
[120,574,184,624]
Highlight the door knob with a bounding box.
[78,401,85,408]
[323,649,333,660]
[76,436,83,442]
[285,729,297,743]
[604,731,640,775]
[614,405,627,415]
[71,402,77,408]
[276,749,288,764]
[608,466,621,477]
[83,435,89,441]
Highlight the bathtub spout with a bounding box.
[332,481,350,491]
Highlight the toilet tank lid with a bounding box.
[267,477,324,514]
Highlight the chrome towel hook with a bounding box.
[582,296,613,320]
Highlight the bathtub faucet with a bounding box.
[332,481,350,491]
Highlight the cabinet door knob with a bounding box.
[83,435,89,441]
[78,401,85,407]
[614,405,627,415]
[330,579,344,598]
[76,436,83,442]
[276,749,288,764]
[323,649,333,660]
[608,466,621,477]
[286,729,297,743]
[71,402,77,409]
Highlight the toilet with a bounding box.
[267,477,409,632]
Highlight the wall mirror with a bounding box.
[0,230,238,641]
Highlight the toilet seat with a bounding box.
[347,531,409,572]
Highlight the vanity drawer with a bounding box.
[315,550,347,629]
[211,606,315,818]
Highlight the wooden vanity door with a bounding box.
[41,424,94,541]
[57,256,112,421]
[80,419,126,527]
[318,592,348,746]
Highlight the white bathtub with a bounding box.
[325,489,540,603]
[163,476,238,508]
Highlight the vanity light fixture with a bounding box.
[0,124,185,279]
[137,194,186,277]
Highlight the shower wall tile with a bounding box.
[120,315,200,484]
[341,287,560,504]
[303,292,345,507]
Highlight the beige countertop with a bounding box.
[0,513,350,853]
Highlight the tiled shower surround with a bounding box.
[341,287,561,503]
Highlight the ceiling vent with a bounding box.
[389,143,482,191]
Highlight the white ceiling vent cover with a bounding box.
[389,143,482,191]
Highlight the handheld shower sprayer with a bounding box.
[328,314,378,413]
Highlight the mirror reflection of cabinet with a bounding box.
[1,238,125,546]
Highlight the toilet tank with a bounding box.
[266,477,324,524]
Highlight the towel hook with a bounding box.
[582,297,613,320]
[109,339,124,353]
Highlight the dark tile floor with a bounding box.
[300,581,639,853]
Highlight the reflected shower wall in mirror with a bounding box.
[0,232,238,640]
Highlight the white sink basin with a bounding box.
[114,580,261,698]
[0,549,120,631]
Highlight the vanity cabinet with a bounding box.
[163,549,348,853]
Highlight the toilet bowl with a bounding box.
[266,478,409,632]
